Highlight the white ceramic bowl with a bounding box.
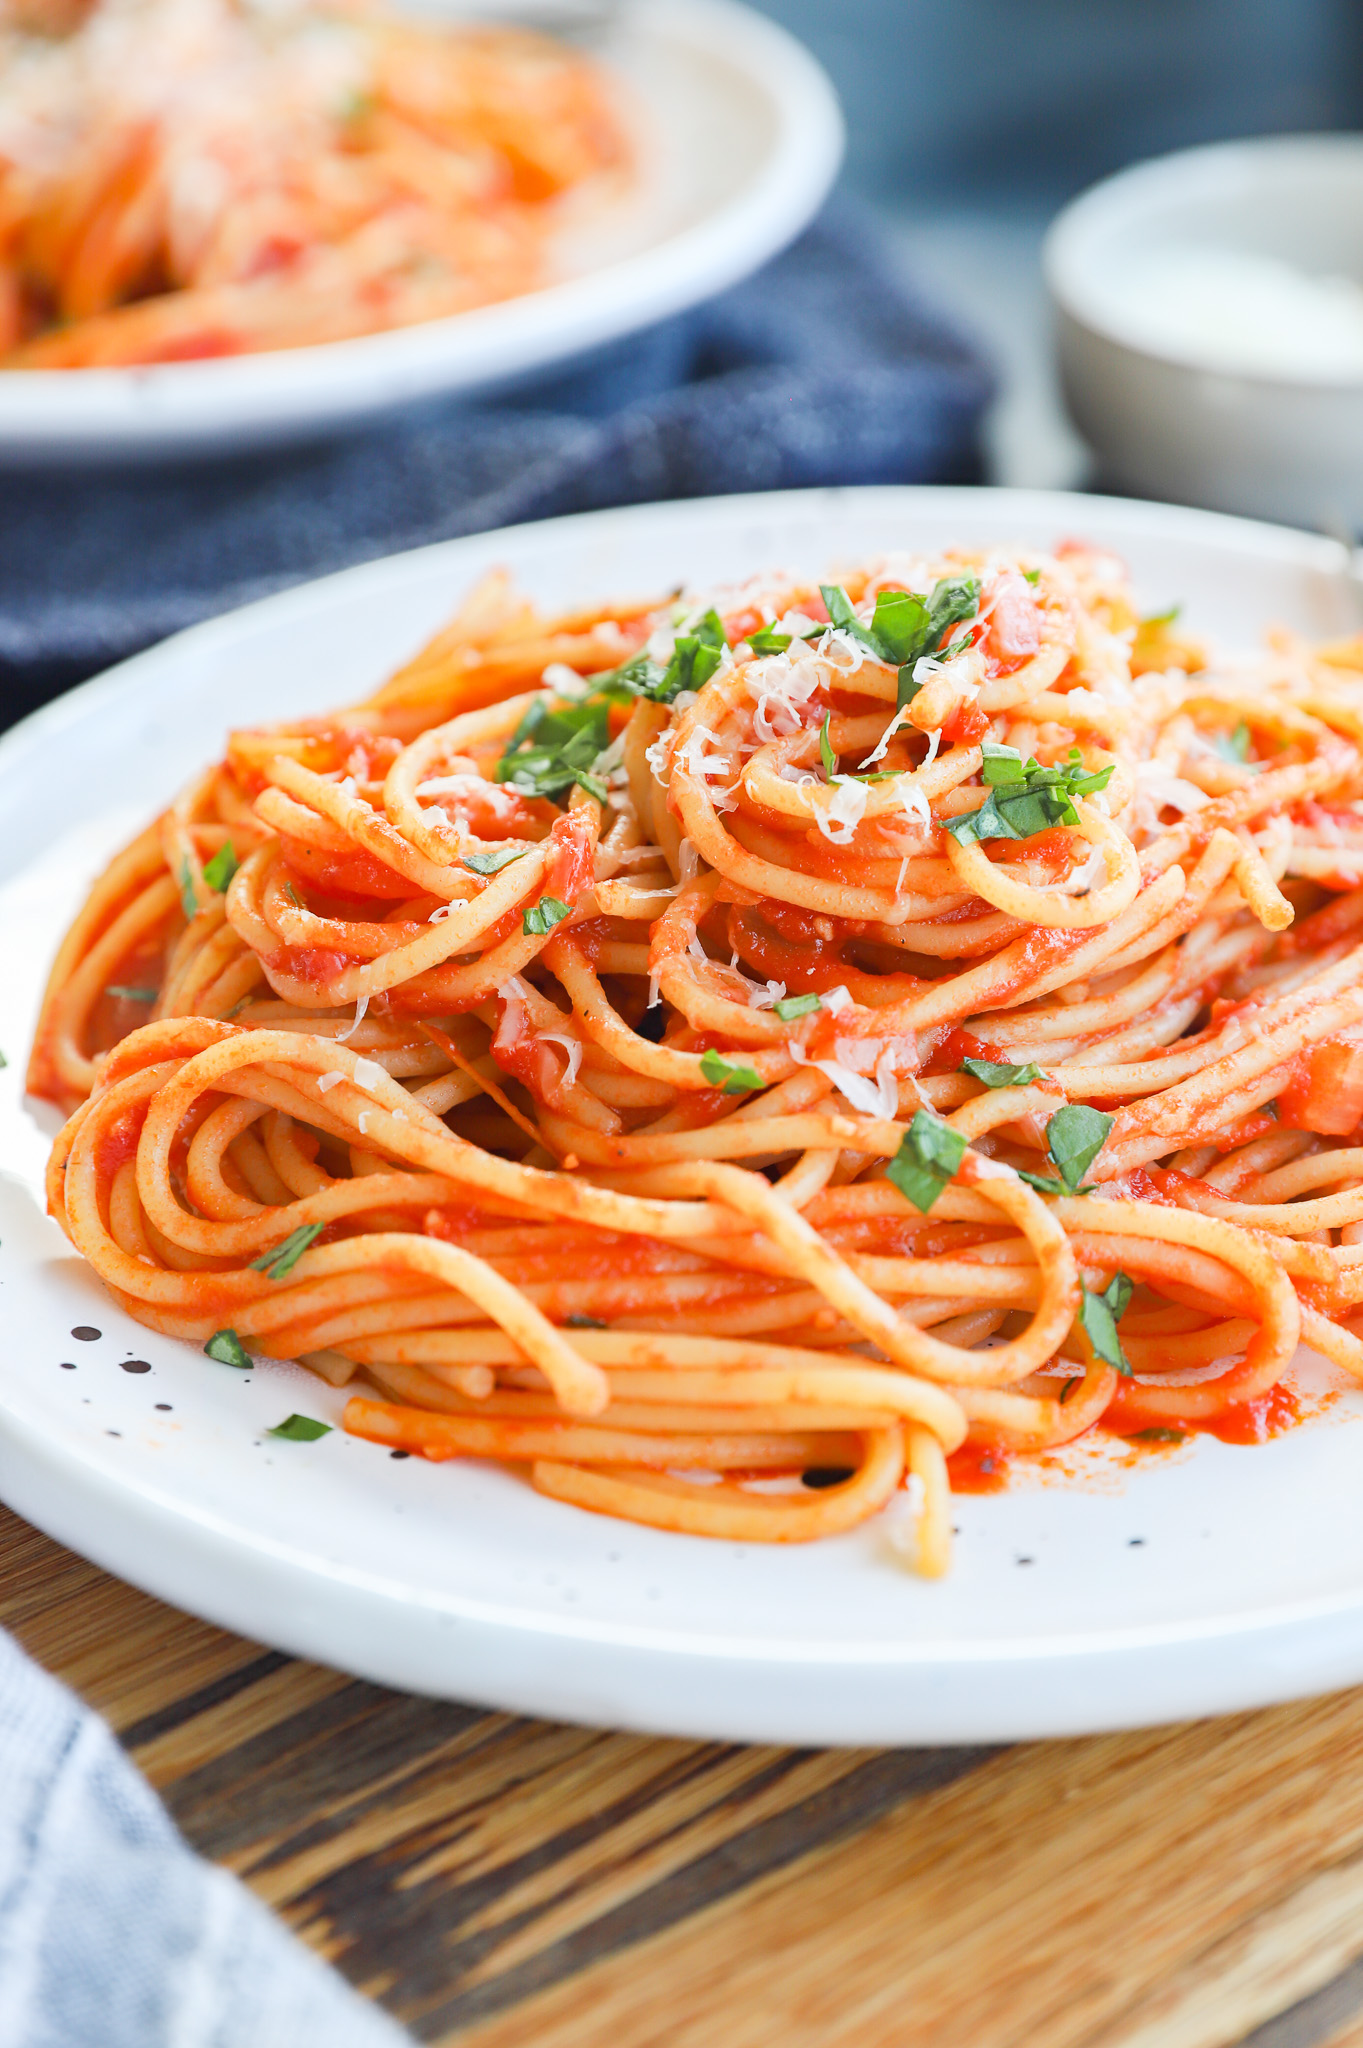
[0,0,842,464]
[1044,135,1363,533]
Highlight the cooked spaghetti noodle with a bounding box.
[0,0,626,365]
[31,542,1363,1575]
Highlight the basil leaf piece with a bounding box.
[869,587,930,664]
[106,985,157,1002]
[699,1049,765,1094]
[896,665,923,711]
[523,895,570,937]
[591,651,667,700]
[1058,1374,1081,1404]
[249,1222,324,1280]
[1129,1426,1187,1443]
[961,1056,1045,1089]
[268,1414,332,1441]
[177,856,197,921]
[1213,721,1251,764]
[462,846,527,875]
[1142,604,1181,628]
[980,742,1027,788]
[283,880,304,908]
[1016,1169,1067,1196]
[1045,1104,1113,1191]
[819,712,837,781]
[773,993,821,1021]
[819,583,880,655]
[945,745,1116,846]
[886,1109,968,1213]
[651,609,728,703]
[1021,567,1041,585]
[202,840,238,893]
[495,696,613,800]
[822,576,981,678]
[204,1328,253,1369]
[566,1314,608,1329]
[748,625,792,657]
[1077,1271,1135,1375]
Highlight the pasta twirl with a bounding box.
[31,544,1363,1575]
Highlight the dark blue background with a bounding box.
[752,0,1363,206]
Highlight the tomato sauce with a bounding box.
[947,1443,1011,1493]
[279,837,413,900]
[1193,1378,1306,1446]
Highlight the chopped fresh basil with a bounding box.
[1046,1104,1113,1192]
[1077,1272,1134,1375]
[566,1314,608,1329]
[980,741,1028,787]
[945,745,1115,847]
[819,711,837,781]
[462,846,527,875]
[249,1222,324,1280]
[267,1414,332,1441]
[494,695,613,801]
[886,1109,967,1213]
[699,1048,765,1093]
[591,614,728,707]
[523,895,570,937]
[1016,1169,1067,1196]
[1058,1374,1081,1404]
[821,576,981,693]
[896,668,924,711]
[204,1328,253,1369]
[106,985,158,1003]
[773,993,821,1021]
[961,1056,1046,1089]
[1129,1426,1187,1443]
[1213,721,1251,764]
[1142,604,1181,629]
[202,840,239,893]
[283,880,304,908]
[1021,568,1041,585]
[659,610,727,700]
[748,624,792,656]
[177,856,197,921]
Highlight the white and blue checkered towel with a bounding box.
[0,1628,407,2047]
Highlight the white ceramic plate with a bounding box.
[5,485,1363,1747]
[0,0,841,463]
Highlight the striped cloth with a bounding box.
[0,1628,406,2047]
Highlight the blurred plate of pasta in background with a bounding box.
[5,483,1363,1747]
[0,0,841,459]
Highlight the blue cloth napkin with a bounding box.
[0,203,992,725]
[0,1625,408,2047]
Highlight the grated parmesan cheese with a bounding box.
[814,777,868,845]
[316,1071,346,1093]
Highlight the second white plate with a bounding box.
[0,0,842,462]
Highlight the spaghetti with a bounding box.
[0,0,627,365]
[30,543,1363,1575]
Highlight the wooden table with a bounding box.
[6,1500,1363,2048]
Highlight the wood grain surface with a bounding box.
[6,1498,1363,2048]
